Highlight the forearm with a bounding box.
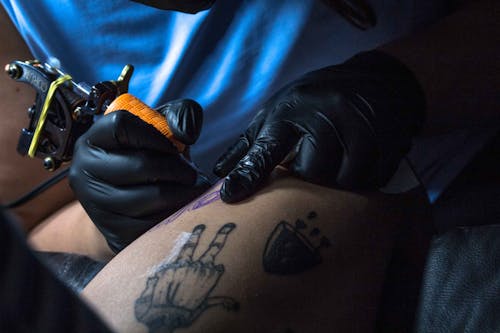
[0,6,75,230]
[82,174,430,332]
[379,0,499,135]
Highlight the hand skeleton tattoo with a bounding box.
[135,223,239,333]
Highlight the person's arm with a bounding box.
[0,6,75,231]
[0,4,210,253]
[82,172,431,332]
[380,0,499,135]
[0,5,114,260]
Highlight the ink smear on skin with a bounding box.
[145,232,193,276]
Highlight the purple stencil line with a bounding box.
[151,186,222,230]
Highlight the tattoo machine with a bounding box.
[4,60,186,171]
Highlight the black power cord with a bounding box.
[1,168,70,209]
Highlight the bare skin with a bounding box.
[28,201,115,261]
[0,6,75,231]
[82,174,431,333]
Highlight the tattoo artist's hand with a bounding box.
[213,51,426,203]
[69,99,210,253]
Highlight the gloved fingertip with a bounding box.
[161,99,203,145]
[212,138,251,177]
[219,174,251,204]
[212,161,227,178]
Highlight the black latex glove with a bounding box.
[69,99,210,253]
[213,51,425,203]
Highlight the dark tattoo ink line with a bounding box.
[263,211,331,275]
[135,223,239,333]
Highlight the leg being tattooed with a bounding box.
[83,174,431,333]
[135,224,238,333]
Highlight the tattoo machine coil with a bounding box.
[5,60,185,171]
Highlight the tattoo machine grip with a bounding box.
[104,93,186,152]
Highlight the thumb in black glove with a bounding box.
[69,99,210,253]
[213,50,425,203]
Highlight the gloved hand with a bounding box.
[213,51,426,203]
[69,99,210,253]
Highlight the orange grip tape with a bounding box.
[104,93,185,152]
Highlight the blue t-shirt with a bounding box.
[5,0,482,201]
